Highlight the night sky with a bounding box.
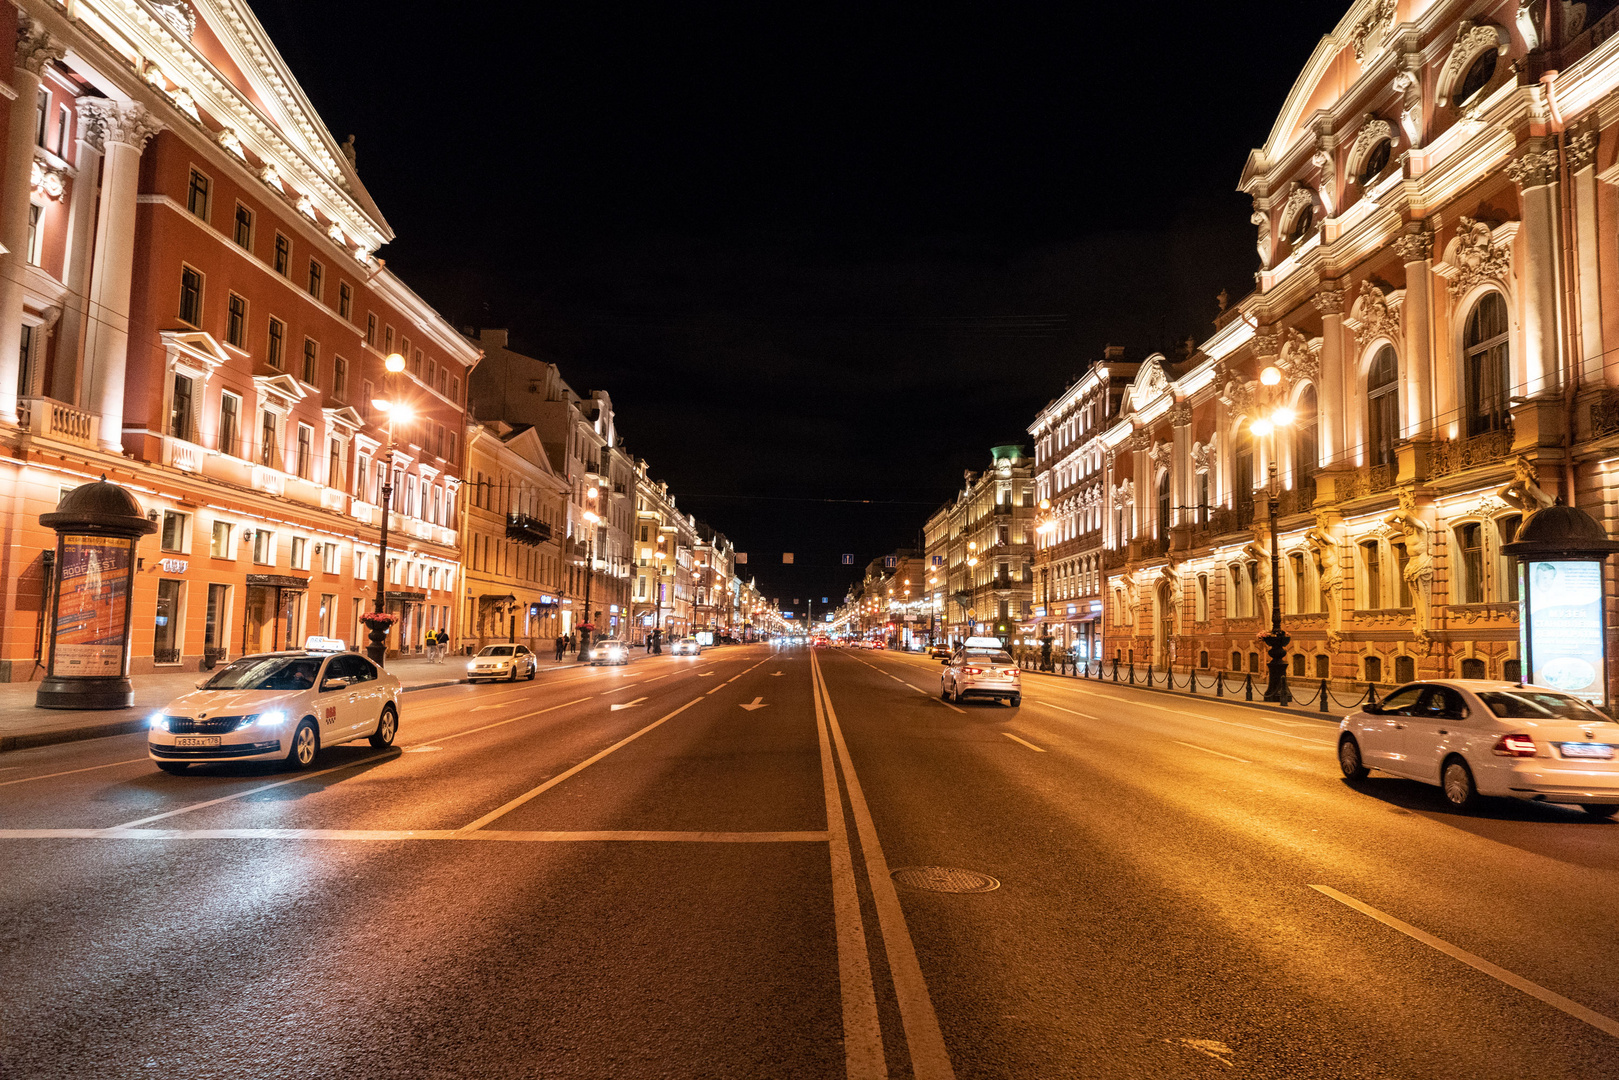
[250,0,1349,612]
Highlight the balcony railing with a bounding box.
[506,513,553,546]
[19,397,98,447]
[1428,421,1514,478]
[1346,463,1395,499]
[1594,389,1619,440]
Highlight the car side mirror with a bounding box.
[1363,702,1383,715]
[195,680,209,690]
[321,677,350,692]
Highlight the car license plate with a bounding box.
[1560,742,1614,759]
[175,736,221,748]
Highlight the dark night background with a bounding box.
[249,0,1348,613]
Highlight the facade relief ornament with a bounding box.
[1250,199,1272,270]
[29,158,66,201]
[1437,21,1510,106]
[1123,429,1151,453]
[1129,355,1171,411]
[16,16,65,75]
[216,127,245,158]
[1567,130,1599,172]
[1168,401,1193,427]
[78,99,164,153]
[1393,69,1423,146]
[1312,287,1347,316]
[1347,282,1403,344]
[151,1,198,39]
[1505,149,1560,190]
[1392,228,1433,263]
[1276,327,1319,383]
[1350,0,1398,61]
[1438,216,1513,297]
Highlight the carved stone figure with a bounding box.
[1446,217,1511,297]
[1350,282,1402,344]
[1306,527,1344,638]
[1385,508,1434,649]
[1498,454,1557,512]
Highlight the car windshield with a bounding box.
[963,649,1013,664]
[1477,690,1608,721]
[203,656,323,691]
[478,646,515,657]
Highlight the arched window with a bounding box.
[1367,346,1399,466]
[1156,472,1171,554]
[1358,139,1391,186]
[1464,293,1510,436]
[1294,384,1319,480]
[1457,49,1497,104]
[1289,204,1314,244]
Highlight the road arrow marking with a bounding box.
[610,697,648,712]
[770,671,783,676]
[739,696,769,711]
[698,671,715,677]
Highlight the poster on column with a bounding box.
[52,535,132,678]
[1525,560,1606,706]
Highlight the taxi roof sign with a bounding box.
[964,636,1006,648]
[305,636,347,653]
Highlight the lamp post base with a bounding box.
[1261,628,1291,704]
[36,675,135,710]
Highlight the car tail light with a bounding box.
[1493,733,1538,757]
[962,667,983,675]
[1002,668,1019,677]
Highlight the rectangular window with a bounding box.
[1361,542,1382,610]
[338,281,353,320]
[290,536,307,570]
[366,313,377,345]
[450,376,460,404]
[274,233,290,275]
[233,202,253,249]
[332,356,348,401]
[409,346,421,376]
[1458,523,1485,604]
[187,168,210,221]
[327,438,343,488]
[1392,540,1411,607]
[178,266,203,326]
[55,103,68,153]
[296,423,313,479]
[26,204,42,267]
[267,318,285,369]
[169,374,193,441]
[34,88,47,146]
[355,452,371,501]
[160,511,187,553]
[437,366,448,395]
[361,379,374,419]
[154,579,183,662]
[259,410,278,467]
[205,583,229,653]
[219,393,240,456]
[1498,515,1522,602]
[307,259,323,301]
[210,521,233,558]
[226,293,247,347]
[253,529,273,565]
[302,338,318,385]
[321,542,338,574]
[427,359,437,390]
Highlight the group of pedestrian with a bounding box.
[423,627,451,663]
[554,633,577,661]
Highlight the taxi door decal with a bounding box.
[322,705,337,724]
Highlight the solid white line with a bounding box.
[811,650,886,1080]
[1172,740,1251,763]
[1033,701,1099,721]
[0,828,828,843]
[0,757,149,787]
[112,753,391,829]
[816,651,956,1079]
[1001,733,1047,753]
[1311,885,1619,1040]
[428,698,592,745]
[458,697,704,832]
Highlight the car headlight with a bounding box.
[241,710,284,730]
[149,712,169,732]
[467,661,477,671]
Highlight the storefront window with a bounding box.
[154,579,183,663]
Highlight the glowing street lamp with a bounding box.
[1251,395,1296,703]
[364,352,410,663]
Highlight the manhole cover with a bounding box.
[890,866,1000,893]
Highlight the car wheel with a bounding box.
[508,665,518,682]
[287,719,319,770]
[1441,756,1478,810]
[1337,736,1369,781]
[156,761,188,775]
[369,705,398,749]
[1579,804,1619,819]
[1009,695,1021,707]
[940,681,949,700]
[528,663,537,680]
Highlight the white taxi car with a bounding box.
[587,639,629,666]
[671,637,701,656]
[941,636,1021,707]
[149,640,399,773]
[1338,679,1619,817]
[466,643,538,683]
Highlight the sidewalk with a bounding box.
[0,655,484,754]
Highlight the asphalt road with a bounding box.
[3,643,1618,1079]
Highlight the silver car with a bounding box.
[941,637,1021,707]
[466,644,537,683]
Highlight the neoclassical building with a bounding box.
[1101,0,1619,691]
[926,446,1037,644]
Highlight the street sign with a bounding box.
[884,555,897,567]
[931,555,943,566]
[842,554,853,565]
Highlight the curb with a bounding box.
[1019,666,1345,725]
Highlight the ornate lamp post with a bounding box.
[580,485,601,656]
[1250,363,1295,704]
[364,352,410,664]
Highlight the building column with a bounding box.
[0,18,64,424]
[1567,132,1604,387]
[1506,148,1563,398]
[1170,402,1192,528]
[1312,287,1347,466]
[51,125,102,405]
[78,99,162,453]
[1395,229,1435,437]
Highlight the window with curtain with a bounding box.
[1367,346,1399,466]
[1456,522,1485,604]
[1464,293,1510,436]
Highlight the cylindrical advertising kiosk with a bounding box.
[36,479,158,710]
[1501,504,1619,712]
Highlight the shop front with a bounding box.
[244,574,310,655]
[387,590,427,655]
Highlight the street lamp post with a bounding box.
[580,485,601,656]
[365,352,410,664]
[1251,365,1295,704]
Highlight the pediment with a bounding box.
[160,329,231,377]
[252,372,308,412]
[323,405,365,432]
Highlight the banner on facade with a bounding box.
[52,535,132,678]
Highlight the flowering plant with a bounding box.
[359,611,399,628]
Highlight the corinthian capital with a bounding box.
[1392,228,1433,263]
[1567,130,1599,172]
[16,16,65,75]
[79,99,165,154]
[1504,149,1559,190]
[1312,288,1346,316]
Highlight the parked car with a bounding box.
[467,644,538,683]
[941,636,1021,706]
[1337,680,1619,816]
[148,640,399,772]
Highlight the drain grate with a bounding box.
[890,866,1000,894]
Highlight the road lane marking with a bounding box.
[1310,885,1619,1040]
[1172,740,1251,763]
[428,698,592,745]
[739,697,769,711]
[815,651,956,1080]
[1032,701,1099,720]
[811,648,886,1079]
[608,697,648,711]
[1001,733,1046,752]
[0,757,150,787]
[402,746,443,753]
[0,828,828,843]
[1171,711,1333,744]
[458,697,705,832]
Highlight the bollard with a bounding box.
[1319,679,1330,713]
[1188,670,1196,695]
[1112,659,1120,682]
[1244,673,1254,701]
[1145,663,1153,687]
[1216,673,1224,697]
[1129,664,1135,685]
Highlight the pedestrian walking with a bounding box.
[555,635,565,662]
[437,628,449,662]
[424,628,439,663]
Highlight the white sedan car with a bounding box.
[466,643,538,683]
[1338,679,1619,816]
[149,648,400,773]
[671,637,701,656]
